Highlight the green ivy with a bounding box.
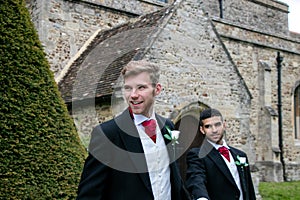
[0,0,86,198]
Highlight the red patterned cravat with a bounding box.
[142,119,157,143]
[218,146,230,162]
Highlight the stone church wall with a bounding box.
[212,16,300,181]
[26,0,300,182]
[146,0,253,151]
[26,0,167,78]
[201,0,289,35]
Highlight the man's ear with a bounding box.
[200,126,205,135]
[223,121,226,129]
[154,83,162,96]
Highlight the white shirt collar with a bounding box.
[133,112,156,126]
[207,139,230,150]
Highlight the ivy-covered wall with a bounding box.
[0,0,86,198]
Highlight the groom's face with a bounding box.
[200,116,226,145]
[123,72,161,118]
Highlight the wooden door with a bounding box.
[175,115,205,181]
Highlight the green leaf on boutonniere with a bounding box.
[165,126,172,133]
[163,126,180,146]
[235,161,241,165]
[164,126,172,140]
[164,134,172,140]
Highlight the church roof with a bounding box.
[58,0,253,105]
[58,5,174,103]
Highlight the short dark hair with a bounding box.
[199,108,223,126]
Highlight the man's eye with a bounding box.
[123,86,132,91]
[204,125,211,129]
[138,86,146,90]
[203,122,222,129]
[215,122,222,127]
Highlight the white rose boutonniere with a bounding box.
[164,126,180,145]
[164,126,180,160]
[235,155,249,168]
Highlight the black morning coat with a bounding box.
[76,108,191,200]
[186,139,256,200]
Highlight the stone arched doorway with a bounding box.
[171,101,209,180]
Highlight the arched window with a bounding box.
[295,85,300,139]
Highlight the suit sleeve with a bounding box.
[185,148,210,200]
[76,125,112,200]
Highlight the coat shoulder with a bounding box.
[229,146,247,157]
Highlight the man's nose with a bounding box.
[211,125,218,132]
[130,88,139,97]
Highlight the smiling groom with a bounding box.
[76,60,190,200]
[185,108,256,200]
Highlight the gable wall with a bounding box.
[143,0,254,159]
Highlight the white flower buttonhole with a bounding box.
[164,126,180,145]
[235,155,249,167]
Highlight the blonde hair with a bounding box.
[121,60,160,85]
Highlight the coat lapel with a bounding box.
[156,116,182,199]
[156,114,171,144]
[203,140,237,187]
[230,149,247,197]
[156,115,175,160]
[114,109,153,193]
[115,110,178,196]
[209,149,237,186]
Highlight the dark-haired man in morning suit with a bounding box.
[76,60,190,200]
[186,108,256,200]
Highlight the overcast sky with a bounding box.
[279,0,300,33]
